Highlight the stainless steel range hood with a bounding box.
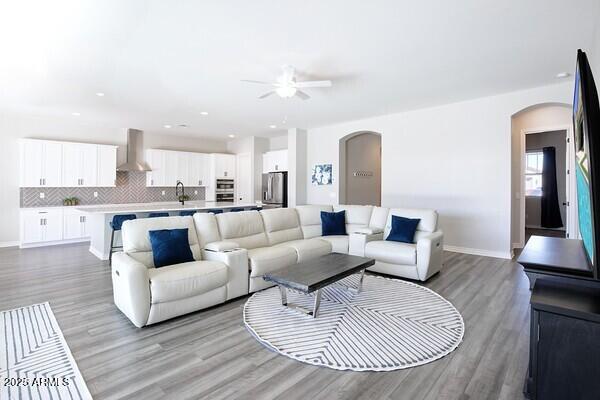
[117,129,151,172]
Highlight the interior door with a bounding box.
[236,153,252,202]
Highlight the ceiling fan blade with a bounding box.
[295,90,311,100]
[295,80,332,88]
[259,91,276,99]
[241,79,275,86]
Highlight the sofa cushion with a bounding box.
[247,246,298,277]
[369,206,390,232]
[321,210,347,236]
[364,240,417,265]
[386,216,420,244]
[148,260,228,304]
[319,235,349,254]
[296,205,334,238]
[275,238,332,262]
[192,212,221,248]
[148,228,195,268]
[122,216,201,268]
[260,208,303,245]
[215,211,268,249]
[333,205,373,233]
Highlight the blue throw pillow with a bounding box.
[321,210,347,236]
[386,215,421,243]
[148,228,194,268]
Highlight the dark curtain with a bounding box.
[541,146,563,228]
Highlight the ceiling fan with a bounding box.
[242,65,332,100]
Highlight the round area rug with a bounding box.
[243,274,464,371]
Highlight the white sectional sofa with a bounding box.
[112,204,443,327]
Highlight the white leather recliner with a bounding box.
[111,215,248,327]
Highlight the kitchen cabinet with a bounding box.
[262,150,288,172]
[236,153,252,202]
[20,208,63,244]
[97,145,117,187]
[20,139,63,187]
[63,209,89,240]
[62,142,98,187]
[213,153,236,178]
[188,153,208,187]
[146,149,166,186]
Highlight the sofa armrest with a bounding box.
[416,230,444,281]
[202,248,249,300]
[204,240,241,252]
[111,252,151,328]
[349,231,384,257]
[353,227,384,235]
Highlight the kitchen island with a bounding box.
[78,201,259,260]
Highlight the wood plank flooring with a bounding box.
[0,243,531,400]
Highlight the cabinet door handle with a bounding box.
[39,178,42,186]
[151,179,154,186]
[40,218,43,226]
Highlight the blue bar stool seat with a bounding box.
[207,209,223,214]
[230,208,245,212]
[250,207,262,211]
[109,214,137,265]
[148,212,169,218]
[179,210,197,216]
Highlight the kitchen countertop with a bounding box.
[74,200,262,214]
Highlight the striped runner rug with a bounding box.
[0,302,92,400]
[244,274,464,371]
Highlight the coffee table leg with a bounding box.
[357,269,366,293]
[313,289,322,318]
[279,286,288,306]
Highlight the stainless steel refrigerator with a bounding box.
[262,172,288,208]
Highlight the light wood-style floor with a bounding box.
[0,243,531,400]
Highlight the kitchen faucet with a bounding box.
[176,181,185,205]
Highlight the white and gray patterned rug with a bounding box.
[0,302,92,400]
[244,274,464,371]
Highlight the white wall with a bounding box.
[306,83,572,258]
[287,129,307,207]
[269,135,288,151]
[0,112,228,245]
[591,5,600,79]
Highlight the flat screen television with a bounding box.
[573,49,600,275]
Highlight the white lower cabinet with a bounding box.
[20,207,89,247]
[20,208,64,245]
[63,209,89,240]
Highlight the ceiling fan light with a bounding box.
[276,86,297,98]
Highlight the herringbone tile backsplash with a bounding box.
[21,172,206,207]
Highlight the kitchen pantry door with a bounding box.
[236,153,252,202]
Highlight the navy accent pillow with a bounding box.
[321,210,347,236]
[148,228,194,268]
[386,215,421,243]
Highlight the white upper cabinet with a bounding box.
[262,150,288,172]
[20,139,117,188]
[146,149,209,187]
[188,153,208,187]
[20,139,63,187]
[146,149,166,186]
[62,143,98,187]
[213,153,236,179]
[97,145,117,187]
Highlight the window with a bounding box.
[525,151,544,197]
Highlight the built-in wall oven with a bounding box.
[216,179,235,202]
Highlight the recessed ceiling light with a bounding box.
[228,134,236,138]
[96,92,105,97]
[200,111,209,116]
[556,72,570,78]
[269,125,277,129]
[71,112,80,116]
[164,124,172,129]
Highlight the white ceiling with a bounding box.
[0,0,598,139]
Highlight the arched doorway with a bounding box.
[510,103,576,249]
[339,131,382,205]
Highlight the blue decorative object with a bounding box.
[321,210,347,236]
[148,228,194,268]
[386,215,420,243]
[179,210,197,216]
[312,164,333,185]
[208,209,224,214]
[230,208,245,212]
[148,212,169,218]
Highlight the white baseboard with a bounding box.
[443,245,513,260]
[89,246,109,261]
[19,238,90,249]
[0,241,20,248]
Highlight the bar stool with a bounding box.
[250,207,262,211]
[230,208,245,212]
[207,209,223,214]
[148,212,169,218]
[179,210,197,216]
[109,214,137,265]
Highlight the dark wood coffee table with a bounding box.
[262,252,375,318]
